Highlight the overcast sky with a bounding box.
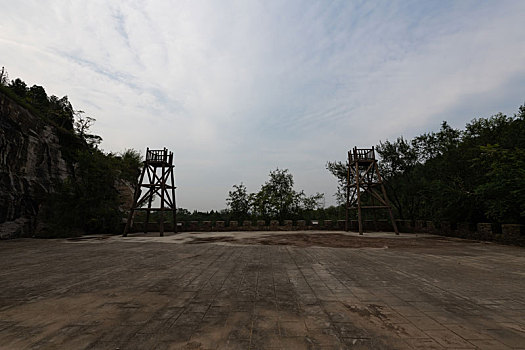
[2,1,525,211]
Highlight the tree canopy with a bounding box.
[327,103,525,224]
[227,168,324,222]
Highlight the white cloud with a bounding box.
[1,1,524,210]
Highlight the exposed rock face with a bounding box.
[116,179,134,213]
[0,91,71,237]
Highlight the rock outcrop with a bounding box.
[0,91,71,238]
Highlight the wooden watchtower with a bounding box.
[123,148,177,237]
[345,147,398,235]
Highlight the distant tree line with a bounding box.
[327,103,525,224]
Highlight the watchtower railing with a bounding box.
[349,147,375,162]
[146,148,173,165]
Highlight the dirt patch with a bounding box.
[231,233,463,249]
[66,236,110,242]
[186,236,236,244]
[178,232,485,249]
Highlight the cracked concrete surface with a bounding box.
[0,231,524,349]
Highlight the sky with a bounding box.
[1,1,525,211]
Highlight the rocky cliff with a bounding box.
[0,91,71,238]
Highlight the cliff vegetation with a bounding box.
[0,67,141,237]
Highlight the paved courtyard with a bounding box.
[0,231,524,349]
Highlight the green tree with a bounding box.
[250,168,324,221]
[412,121,461,162]
[74,110,102,147]
[302,192,324,211]
[48,95,74,130]
[9,78,27,97]
[253,168,300,221]
[376,136,421,220]
[118,149,142,183]
[475,145,525,223]
[28,85,49,111]
[226,183,250,221]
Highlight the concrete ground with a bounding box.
[0,231,524,349]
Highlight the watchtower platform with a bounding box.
[348,147,376,163]
[145,148,173,167]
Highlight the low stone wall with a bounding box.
[396,220,524,246]
[125,219,525,245]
